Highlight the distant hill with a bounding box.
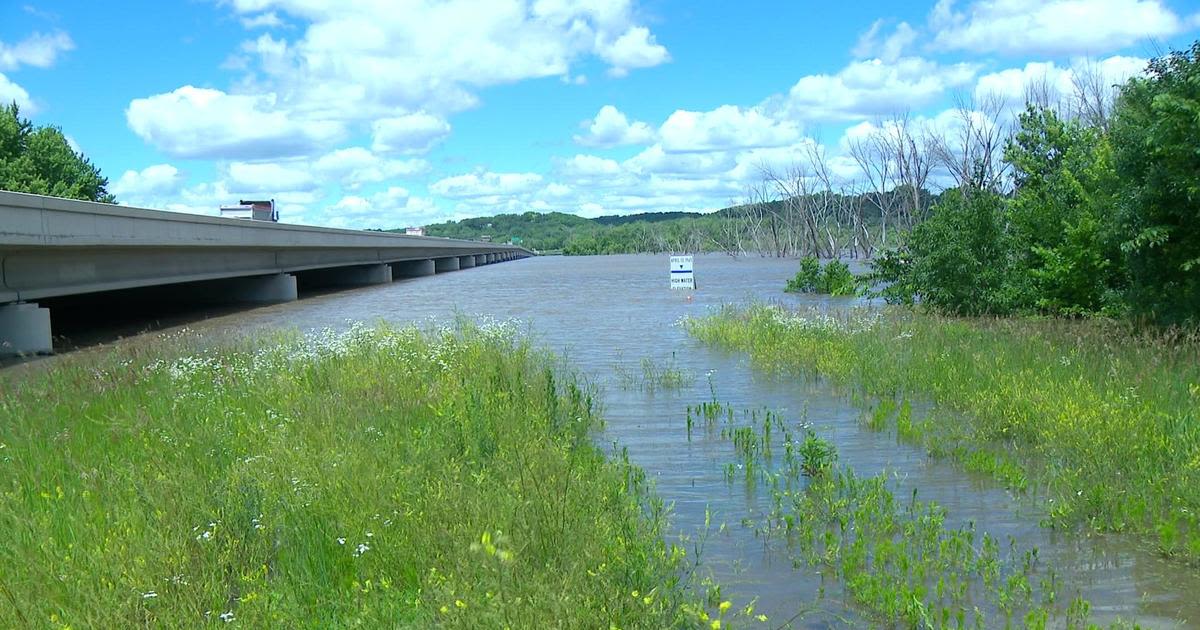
[391,190,921,255]
[396,209,715,251]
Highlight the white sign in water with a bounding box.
[670,255,695,289]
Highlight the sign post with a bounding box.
[670,255,695,290]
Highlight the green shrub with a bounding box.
[786,257,858,296]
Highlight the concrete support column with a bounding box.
[0,302,52,356]
[392,259,436,278]
[474,254,486,266]
[488,254,496,263]
[434,257,460,272]
[301,263,392,288]
[459,255,476,269]
[344,263,392,285]
[227,273,298,303]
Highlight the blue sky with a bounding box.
[2,1,1198,229]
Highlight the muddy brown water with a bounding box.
[13,254,1199,627]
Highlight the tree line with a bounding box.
[874,42,1200,326]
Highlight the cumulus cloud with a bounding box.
[0,73,33,112]
[853,20,918,61]
[110,164,187,199]
[126,86,344,159]
[371,113,451,155]
[205,0,671,119]
[321,187,441,228]
[313,147,429,189]
[226,161,317,192]
[0,31,74,71]
[241,12,285,29]
[930,0,1193,55]
[659,105,801,153]
[430,171,544,199]
[574,105,655,147]
[598,26,671,77]
[558,154,622,178]
[974,55,1147,106]
[771,57,978,122]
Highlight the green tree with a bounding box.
[1110,42,1200,325]
[904,189,1029,316]
[0,102,115,203]
[1004,105,1123,315]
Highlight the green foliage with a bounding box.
[785,256,823,293]
[797,431,836,477]
[785,256,858,296]
[0,102,114,203]
[1005,106,1124,316]
[1111,41,1200,325]
[0,323,699,627]
[903,189,1029,315]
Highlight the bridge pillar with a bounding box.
[474,254,486,266]
[459,255,476,269]
[487,254,496,263]
[392,259,436,278]
[227,273,298,303]
[342,263,392,285]
[434,257,460,272]
[0,302,53,357]
[300,263,392,288]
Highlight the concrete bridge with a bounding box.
[0,190,532,356]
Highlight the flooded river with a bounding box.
[27,254,1200,627]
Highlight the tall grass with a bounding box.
[685,305,1200,562]
[0,321,699,627]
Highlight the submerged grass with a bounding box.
[0,321,700,628]
[697,401,1133,629]
[616,355,694,393]
[685,305,1200,563]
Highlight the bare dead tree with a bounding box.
[932,92,1013,194]
[1069,60,1120,132]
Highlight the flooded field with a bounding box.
[9,254,1197,627]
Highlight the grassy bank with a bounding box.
[0,322,698,628]
[685,305,1200,562]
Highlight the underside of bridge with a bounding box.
[1,252,527,357]
[1,189,531,357]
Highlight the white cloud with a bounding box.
[772,57,978,122]
[111,164,187,199]
[574,105,655,147]
[930,0,1192,55]
[623,145,737,177]
[126,86,344,159]
[853,20,918,61]
[321,187,441,228]
[659,105,801,153]
[599,26,670,77]
[313,147,429,189]
[0,73,33,113]
[211,0,669,119]
[371,113,451,155]
[241,12,285,29]
[226,161,317,192]
[974,55,1148,106]
[0,31,74,71]
[559,154,622,178]
[430,171,544,199]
